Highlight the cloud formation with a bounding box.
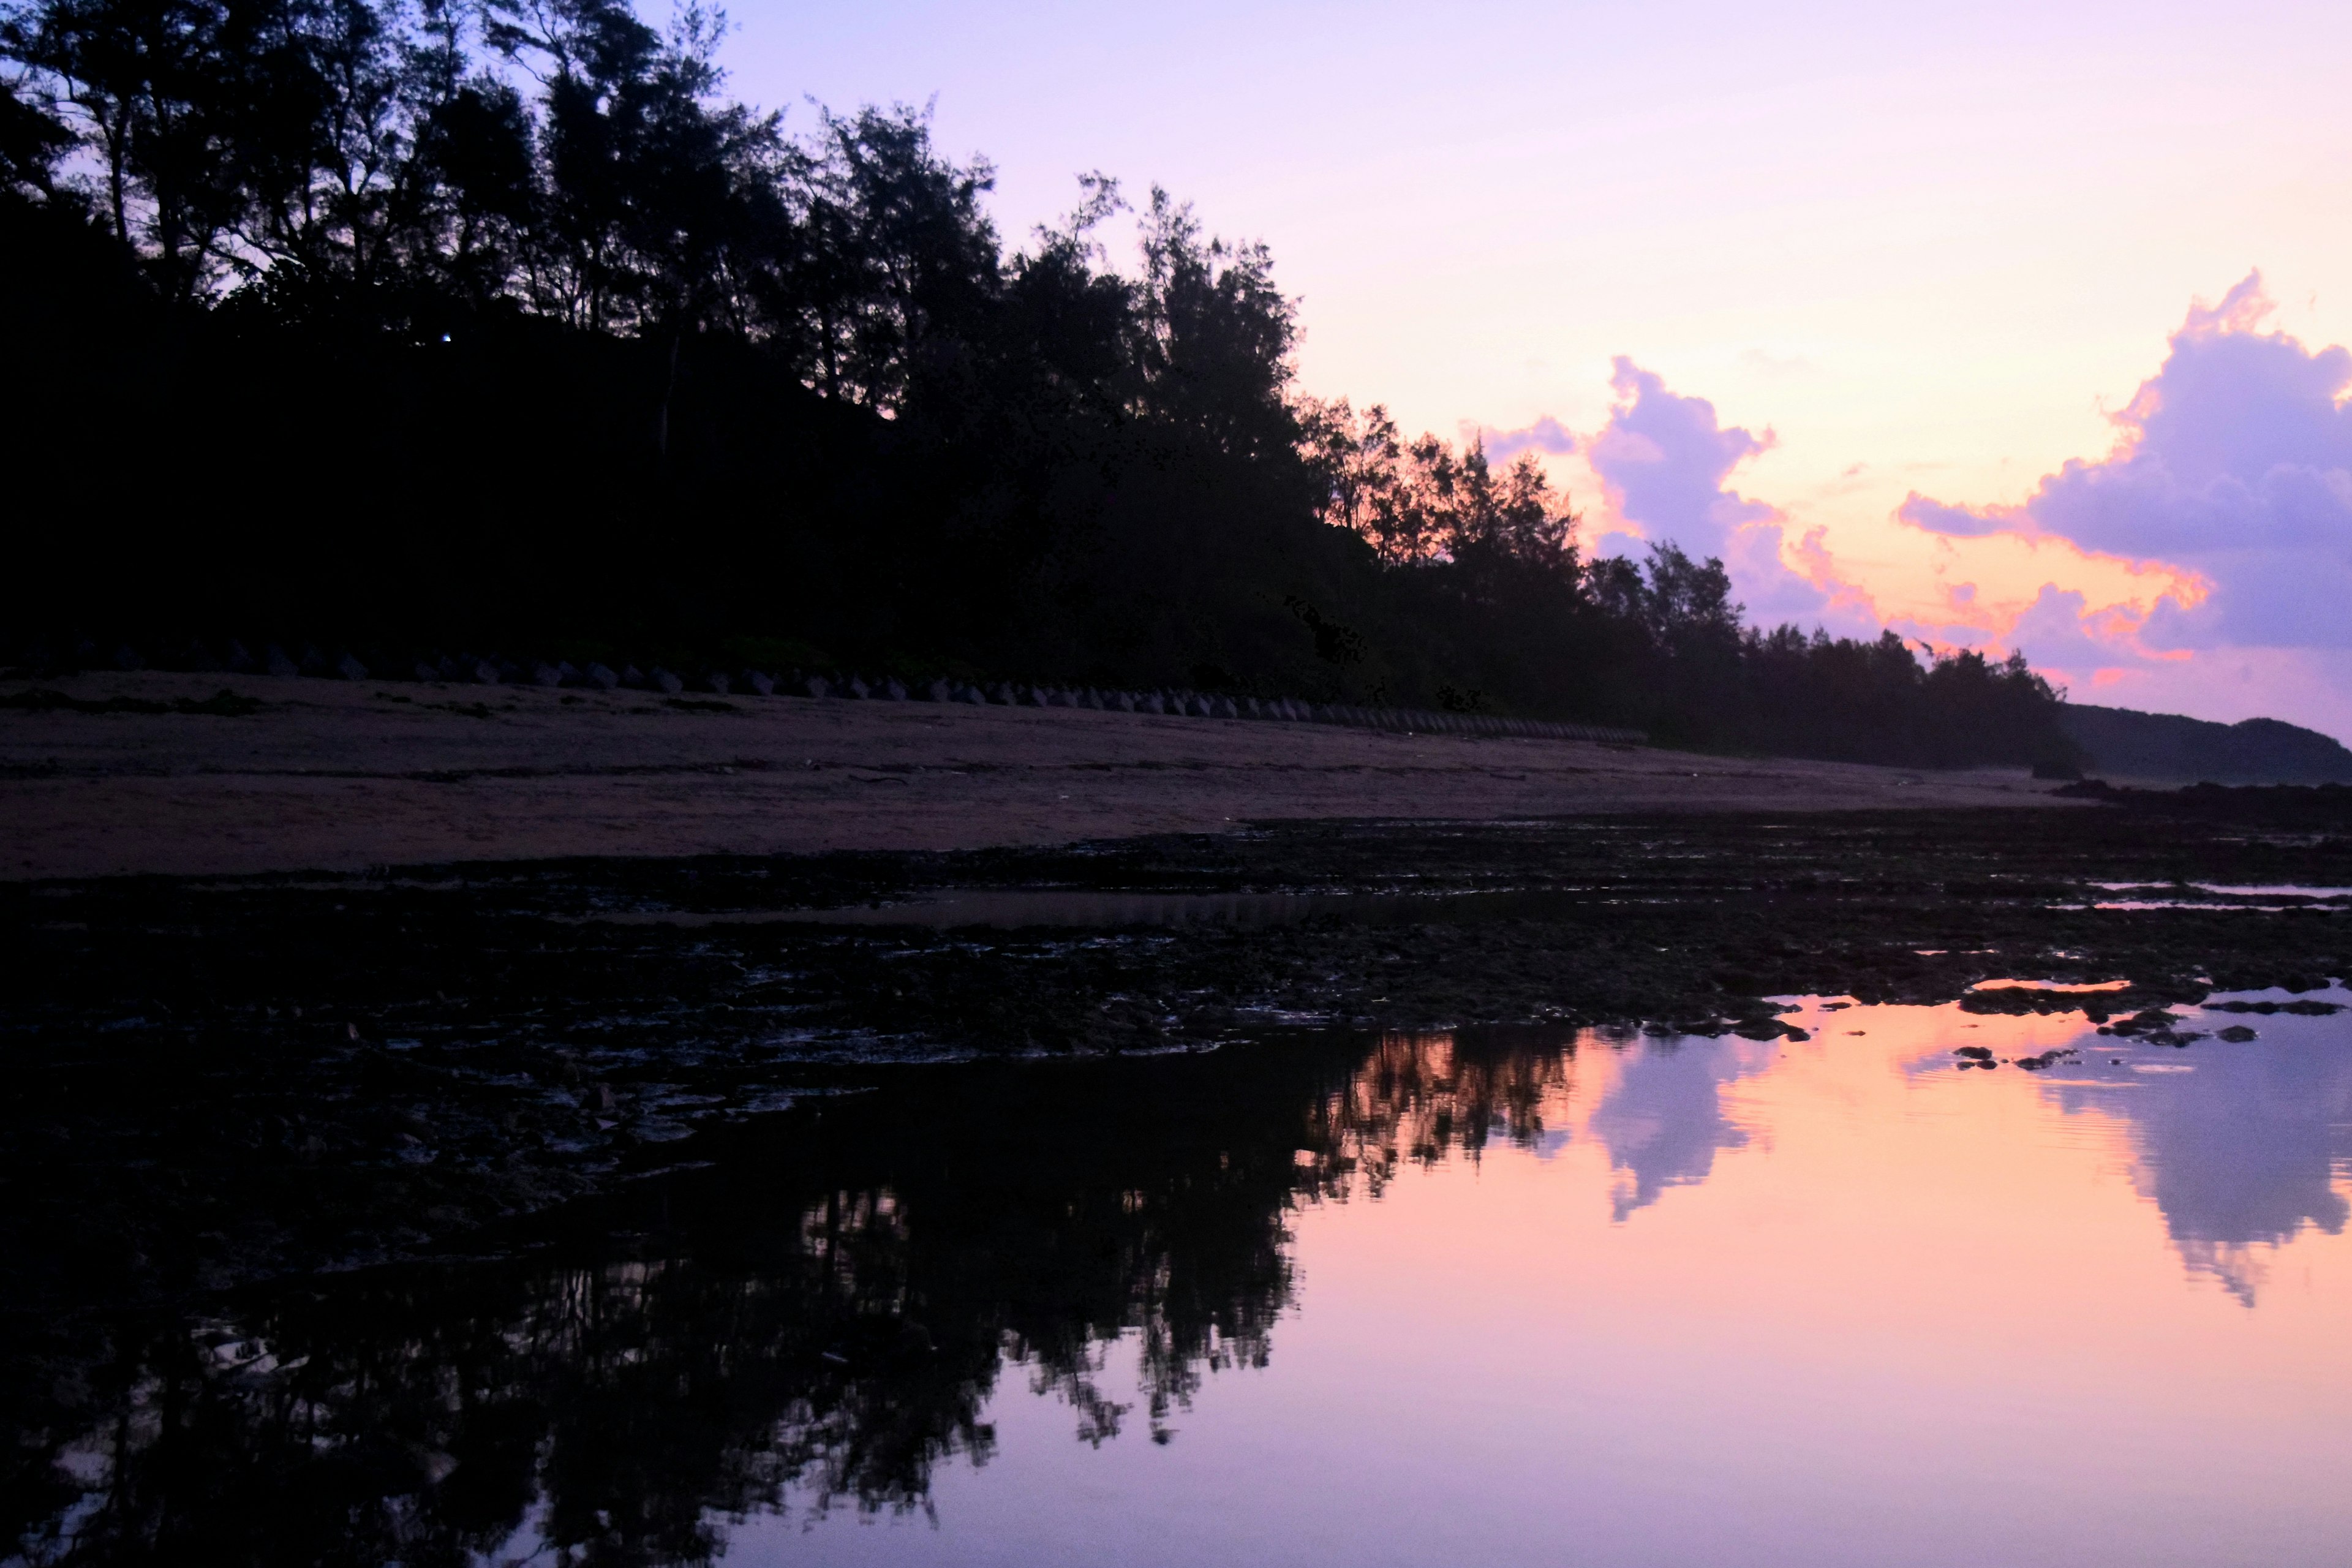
[1905,273,2352,655]
[1476,414,1578,461]
[1583,358,1871,629]
[2000,585,2136,675]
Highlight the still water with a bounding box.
[21,993,2352,1566]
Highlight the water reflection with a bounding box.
[1304,1028,1580,1197]
[9,1044,1353,1565]
[1589,1036,1777,1219]
[2038,1001,2352,1303]
[13,1008,2352,1566]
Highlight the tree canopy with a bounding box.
[0,0,2073,769]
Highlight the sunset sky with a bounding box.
[731,0,2352,739]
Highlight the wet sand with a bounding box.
[0,671,2076,880]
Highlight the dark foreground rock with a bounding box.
[1,805,2346,1439]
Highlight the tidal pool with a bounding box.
[17,992,2352,1567]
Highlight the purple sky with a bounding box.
[720,0,2352,736]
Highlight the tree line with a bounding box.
[0,0,2073,767]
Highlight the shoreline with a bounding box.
[0,671,2075,880]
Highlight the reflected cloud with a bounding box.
[1588,1036,1777,1220]
[20,1010,2352,1561]
[2042,1018,2352,1303]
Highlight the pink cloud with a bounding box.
[1583,358,1877,634]
[1904,273,2352,654]
[1476,415,1577,461]
[1587,358,1777,561]
[1899,493,2029,540]
[2003,585,2135,676]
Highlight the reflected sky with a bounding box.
[18,1003,2352,1568]
[773,1005,2352,1567]
[2034,993,2352,1303]
[1586,1034,1777,1219]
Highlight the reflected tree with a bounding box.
[9,1028,1635,1566]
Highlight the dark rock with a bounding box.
[650,668,684,695]
[411,659,440,682]
[110,643,142,671]
[620,664,649,690]
[556,661,582,686]
[801,674,831,699]
[1212,696,1238,719]
[532,662,564,687]
[704,671,731,696]
[264,644,300,679]
[2209,998,2343,1016]
[299,645,329,677]
[845,676,870,699]
[471,659,500,685]
[884,677,908,700]
[743,669,776,696]
[1954,1046,1994,1060]
[586,662,620,690]
[336,652,369,682]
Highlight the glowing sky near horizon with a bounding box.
[725,0,2352,740]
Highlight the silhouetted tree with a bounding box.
[0,0,2073,769]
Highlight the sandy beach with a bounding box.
[0,671,2079,880]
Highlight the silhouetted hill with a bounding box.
[2057,704,2352,785]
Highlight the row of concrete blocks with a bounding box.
[793,673,1646,745]
[84,641,1646,745]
